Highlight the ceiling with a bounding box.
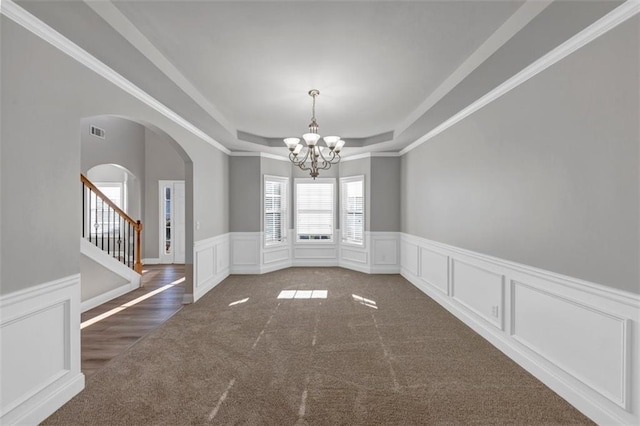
[12,1,622,156]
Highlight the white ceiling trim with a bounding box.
[341,152,401,163]
[0,0,231,155]
[394,0,553,138]
[84,1,237,139]
[229,152,289,162]
[399,0,640,156]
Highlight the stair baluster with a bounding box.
[81,174,143,274]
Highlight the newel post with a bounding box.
[135,220,143,274]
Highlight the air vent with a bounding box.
[90,125,106,139]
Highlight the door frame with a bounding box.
[159,180,185,264]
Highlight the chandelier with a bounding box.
[284,89,345,179]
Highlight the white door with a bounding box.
[159,181,186,264]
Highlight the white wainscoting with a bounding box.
[262,237,293,274]
[229,232,262,274]
[400,233,640,425]
[0,275,85,425]
[193,234,230,302]
[339,232,401,274]
[229,231,401,274]
[369,232,401,274]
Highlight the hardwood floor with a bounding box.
[80,264,185,378]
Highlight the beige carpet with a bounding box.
[44,268,593,425]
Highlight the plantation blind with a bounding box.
[264,176,288,246]
[296,180,334,241]
[341,177,364,244]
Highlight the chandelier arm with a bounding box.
[291,149,312,170]
[318,149,340,170]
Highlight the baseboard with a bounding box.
[400,233,639,425]
[142,258,160,265]
[81,280,138,313]
[229,265,262,274]
[6,372,85,425]
[0,274,84,425]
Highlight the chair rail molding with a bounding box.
[0,274,85,425]
[399,232,640,425]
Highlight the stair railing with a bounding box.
[81,174,143,274]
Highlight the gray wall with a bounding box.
[144,128,185,259]
[370,157,401,232]
[81,116,145,178]
[81,116,146,220]
[192,142,229,239]
[79,254,128,301]
[1,17,229,295]
[229,157,261,232]
[401,18,639,293]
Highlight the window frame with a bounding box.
[294,178,336,244]
[263,175,289,248]
[88,182,124,237]
[340,175,365,247]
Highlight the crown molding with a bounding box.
[341,152,401,162]
[395,0,553,138]
[400,0,640,156]
[0,0,231,155]
[84,1,238,140]
[228,152,289,162]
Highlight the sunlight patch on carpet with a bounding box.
[352,294,378,309]
[277,290,328,299]
[81,277,185,329]
[229,297,249,306]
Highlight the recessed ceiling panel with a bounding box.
[113,1,525,139]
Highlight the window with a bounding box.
[89,182,123,236]
[163,185,172,254]
[340,176,364,245]
[264,176,288,246]
[295,179,335,242]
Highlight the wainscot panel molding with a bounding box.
[229,232,262,274]
[193,234,230,302]
[0,275,85,425]
[400,233,640,426]
[369,232,401,274]
[262,239,293,274]
[229,231,401,274]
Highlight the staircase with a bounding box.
[81,174,143,273]
[80,174,144,312]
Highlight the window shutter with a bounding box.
[264,177,288,246]
[296,181,334,241]
[341,177,364,244]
